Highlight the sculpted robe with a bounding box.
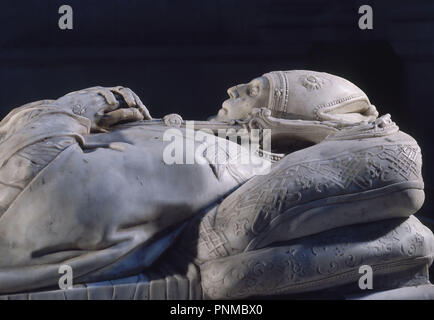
[0,100,262,294]
[0,97,432,299]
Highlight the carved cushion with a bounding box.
[205,128,425,259]
[200,215,434,299]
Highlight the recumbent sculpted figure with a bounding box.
[0,70,433,299]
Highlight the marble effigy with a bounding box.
[0,71,433,299]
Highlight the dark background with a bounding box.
[0,0,433,224]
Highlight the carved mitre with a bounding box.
[263,70,379,123]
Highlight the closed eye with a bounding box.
[248,86,259,97]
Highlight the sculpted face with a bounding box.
[215,76,270,121]
[214,70,378,124]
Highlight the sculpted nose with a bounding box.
[227,86,239,99]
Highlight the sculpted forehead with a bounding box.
[243,76,270,98]
[249,76,269,88]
